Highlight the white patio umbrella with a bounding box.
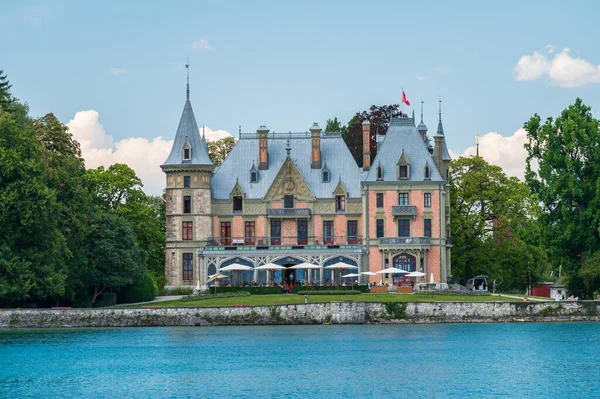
[255,263,286,284]
[219,263,253,286]
[207,272,228,294]
[376,267,409,285]
[341,273,361,288]
[406,271,426,277]
[361,271,377,276]
[325,262,358,285]
[289,262,321,270]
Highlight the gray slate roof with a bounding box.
[211,133,363,200]
[365,117,444,182]
[162,99,213,167]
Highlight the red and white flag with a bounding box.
[402,90,411,106]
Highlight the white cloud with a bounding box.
[436,66,450,74]
[514,46,600,87]
[109,67,128,75]
[191,36,213,50]
[450,128,529,180]
[66,110,233,195]
[204,127,233,141]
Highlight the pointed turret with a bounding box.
[161,63,213,168]
[433,98,451,180]
[417,99,428,140]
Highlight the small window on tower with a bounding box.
[183,148,191,160]
[322,170,329,182]
[251,171,258,183]
[377,165,383,180]
[424,166,431,179]
[184,176,191,188]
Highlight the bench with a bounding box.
[231,239,245,245]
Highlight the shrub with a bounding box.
[213,286,282,295]
[181,291,251,302]
[163,287,194,295]
[291,285,368,293]
[118,273,157,304]
[296,290,361,295]
[94,293,117,307]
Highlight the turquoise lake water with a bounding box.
[1,323,600,398]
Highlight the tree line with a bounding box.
[0,71,165,307]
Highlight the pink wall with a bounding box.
[232,216,244,238]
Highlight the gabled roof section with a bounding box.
[161,98,213,168]
[263,155,315,202]
[365,117,444,182]
[397,149,410,165]
[211,132,362,200]
[333,178,348,196]
[230,179,245,198]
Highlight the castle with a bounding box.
[161,82,452,290]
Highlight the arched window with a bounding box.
[393,253,416,285]
[377,164,383,180]
[424,165,431,179]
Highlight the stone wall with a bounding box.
[1,301,599,329]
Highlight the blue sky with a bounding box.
[1,0,599,192]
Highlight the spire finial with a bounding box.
[185,58,190,100]
[438,96,442,122]
[239,125,241,135]
[286,132,291,155]
[476,134,480,157]
[420,100,424,123]
[202,125,205,138]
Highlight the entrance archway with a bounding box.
[393,253,416,286]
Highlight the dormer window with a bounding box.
[424,165,431,180]
[183,148,191,160]
[250,162,259,183]
[322,163,330,183]
[398,165,408,178]
[233,196,243,213]
[377,164,383,180]
[397,150,410,180]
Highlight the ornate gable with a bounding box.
[230,179,245,199]
[333,178,348,197]
[264,156,315,201]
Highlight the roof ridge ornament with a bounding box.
[437,96,445,136]
[185,58,190,101]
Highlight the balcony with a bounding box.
[379,237,430,246]
[267,208,311,218]
[202,235,363,250]
[391,205,417,216]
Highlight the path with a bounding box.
[112,295,185,307]
[491,293,547,302]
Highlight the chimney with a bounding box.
[257,125,269,170]
[362,121,371,170]
[310,122,322,169]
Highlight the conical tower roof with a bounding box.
[162,79,213,168]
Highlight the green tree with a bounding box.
[343,105,405,166]
[81,211,146,305]
[207,136,236,166]
[0,70,13,112]
[87,163,144,210]
[524,98,600,297]
[0,109,68,302]
[450,156,547,291]
[325,117,347,136]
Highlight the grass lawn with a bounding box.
[123,293,521,308]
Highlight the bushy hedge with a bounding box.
[163,287,194,295]
[181,291,251,302]
[291,285,368,293]
[117,273,157,304]
[94,293,117,307]
[414,290,491,296]
[213,286,282,295]
[296,290,362,295]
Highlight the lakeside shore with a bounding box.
[2,300,599,329]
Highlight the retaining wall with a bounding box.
[1,301,599,329]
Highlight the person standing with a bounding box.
[492,279,497,294]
